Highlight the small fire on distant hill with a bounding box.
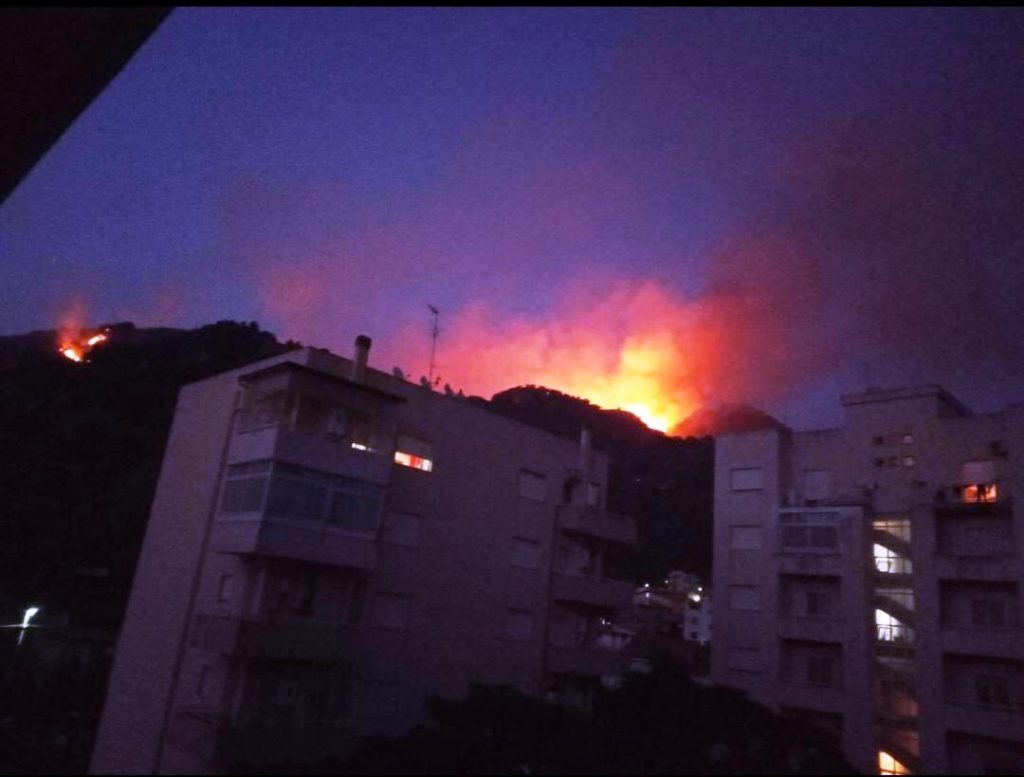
[56,302,110,363]
[58,329,109,363]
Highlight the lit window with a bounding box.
[876,609,913,644]
[901,434,914,445]
[394,435,433,472]
[878,751,909,775]
[963,483,997,503]
[874,518,911,542]
[902,456,915,467]
[873,544,912,575]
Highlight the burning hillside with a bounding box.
[391,277,784,436]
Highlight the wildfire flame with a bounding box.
[394,280,712,434]
[56,302,110,363]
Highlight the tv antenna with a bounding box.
[427,305,440,385]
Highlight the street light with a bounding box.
[17,606,40,647]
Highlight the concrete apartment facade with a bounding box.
[89,339,636,773]
[711,385,1024,775]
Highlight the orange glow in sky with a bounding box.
[396,280,715,434]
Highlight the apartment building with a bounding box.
[89,337,636,773]
[711,385,1024,775]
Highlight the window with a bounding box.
[806,590,831,618]
[394,436,433,472]
[327,479,383,533]
[780,511,840,552]
[878,586,912,609]
[730,468,763,491]
[381,512,421,547]
[963,483,998,503]
[372,593,410,630]
[504,610,535,641]
[901,434,914,445]
[586,482,601,507]
[872,435,885,446]
[971,600,1008,629]
[518,470,548,502]
[876,609,913,644]
[267,475,327,521]
[806,656,833,686]
[878,751,910,775]
[874,518,911,542]
[729,585,761,611]
[239,389,291,432]
[873,544,913,575]
[730,526,762,550]
[221,461,271,513]
[976,674,1012,708]
[510,537,542,569]
[902,456,915,467]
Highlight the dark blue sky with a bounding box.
[3,8,1022,428]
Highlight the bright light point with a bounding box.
[350,443,369,451]
[21,607,40,629]
[60,347,83,362]
[689,593,701,602]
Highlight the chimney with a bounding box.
[351,335,371,383]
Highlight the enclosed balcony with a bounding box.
[231,360,402,484]
[555,505,636,546]
[211,460,383,569]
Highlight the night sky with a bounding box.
[3,8,1023,429]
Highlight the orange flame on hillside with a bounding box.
[398,281,721,434]
[56,301,110,363]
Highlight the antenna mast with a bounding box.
[427,305,440,385]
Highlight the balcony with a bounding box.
[211,519,377,570]
[556,505,636,546]
[190,614,358,663]
[229,425,394,486]
[551,572,633,610]
[546,644,626,677]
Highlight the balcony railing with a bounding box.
[211,518,378,570]
[555,505,636,546]
[550,572,633,609]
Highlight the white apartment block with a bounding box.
[711,385,1024,775]
[89,337,636,773]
